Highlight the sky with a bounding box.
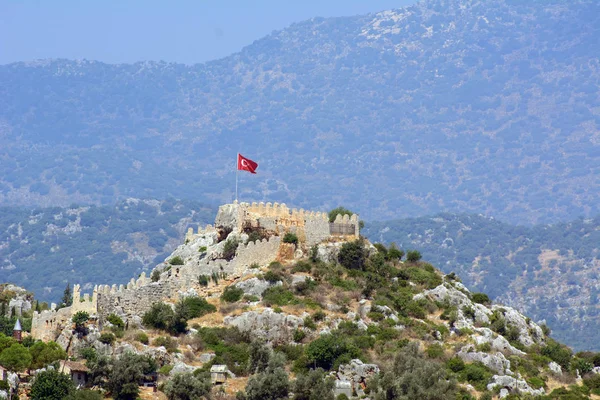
[0,0,417,65]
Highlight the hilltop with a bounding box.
[1,0,600,223]
[3,203,600,399]
[364,214,600,351]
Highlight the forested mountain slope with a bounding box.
[364,214,600,351]
[0,199,212,302]
[1,0,600,223]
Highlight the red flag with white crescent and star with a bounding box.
[237,153,258,174]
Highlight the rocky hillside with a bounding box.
[0,199,213,302]
[364,214,600,352]
[6,228,600,399]
[1,0,600,224]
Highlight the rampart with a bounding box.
[34,202,360,343]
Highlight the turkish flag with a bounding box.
[237,154,258,174]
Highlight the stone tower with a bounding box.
[13,319,22,342]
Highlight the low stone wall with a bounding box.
[231,236,281,272]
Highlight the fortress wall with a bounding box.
[304,212,331,246]
[231,236,281,271]
[31,307,72,342]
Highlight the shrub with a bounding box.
[283,233,299,245]
[151,269,160,282]
[169,256,184,265]
[222,239,239,261]
[153,336,178,353]
[221,286,244,303]
[198,246,207,253]
[459,362,492,391]
[386,243,404,261]
[263,270,283,283]
[164,371,211,400]
[338,240,367,270]
[293,329,306,343]
[179,296,216,319]
[99,332,116,345]
[541,339,573,369]
[303,317,317,330]
[159,364,174,375]
[447,357,465,372]
[292,261,312,273]
[426,343,445,359]
[135,332,149,345]
[406,250,422,262]
[312,310,326,321]
[30,369,75,400]
[142,302,174,331]
[293,368,335,400]
[198,275,209,286]
[107,352,157,400]
[107,314,125,330]
[305,335,360,370]
[472,293,490,304]
[262,287,298,307]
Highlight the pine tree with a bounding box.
[60,283,72,308]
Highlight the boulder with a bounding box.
[492,306,544,347]
[457,344,511,375]
[415,284,491,325]
[548,361,562,375]
[336,359,380,397]
[471,327,525,356]
[234,277,281,297]
[170,360,197,376]
[223,308,304,344]
[487,374,545,396]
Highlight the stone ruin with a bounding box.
[31,201,360,345]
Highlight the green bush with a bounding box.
[179,296,216,319]
[142,302,174,331]
[169,256,184,265]
[151,269,160,282]
[153,336,178,353]
[221,286,244,303]
[222,239,239,261]
[283,233,299,245]
[541,339,573,369]
[262,287,298,307]
[292,261,312,273]
[406,250,422,262]
[312,310,326,321]
[30,369,75,400]
[98,332,116,345]
[338,240,367,271]
[305,334,360,370]
[135,332,149,345]
[263,270,283,283]
[471,293,490,304]
[293,329,306,343]
[107,314,125,330]
[426,343,445,359]
[459,363,493,391]
[446,357,465,372]
[198,275,209,286]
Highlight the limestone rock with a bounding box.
[170,360,197,376]
[471,327,525,356]
[487,374,545,396]
[234,277,281,297]
[492,306,544,347]
[199,353,216,363]
[458,344,511,375]
[223,308,304,344]
[415,283,491,325]
[548,361,562,375]
[358,299,372,319]
[143,346,172,367]
[336,359,380,397]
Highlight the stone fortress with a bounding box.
[31,201,360,343]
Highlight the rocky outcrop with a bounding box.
[415,283,491,325]
[334,359,380,397]
[487,374,545,397]
[457,344,512,375]
[492,306,544,347]
[471,327,525,356]
[234,277,281,297]
[223,308,304,344]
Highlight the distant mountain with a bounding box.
[1,0,600,224]
[364,213,600,351]
[0,199,213,302]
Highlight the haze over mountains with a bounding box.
[1,0,599,224]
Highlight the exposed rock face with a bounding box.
[415,283,491,325]
[234,277,281,297]
[457,344,512,375]
[548,361,562,375]
[335,359,380,397]
[492,305,544,347]
[487,374,545,396]
[223,308,304,344]
[471,328,525,356]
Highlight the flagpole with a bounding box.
[235,153,239,203]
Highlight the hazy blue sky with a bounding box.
[0,0,417,65]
